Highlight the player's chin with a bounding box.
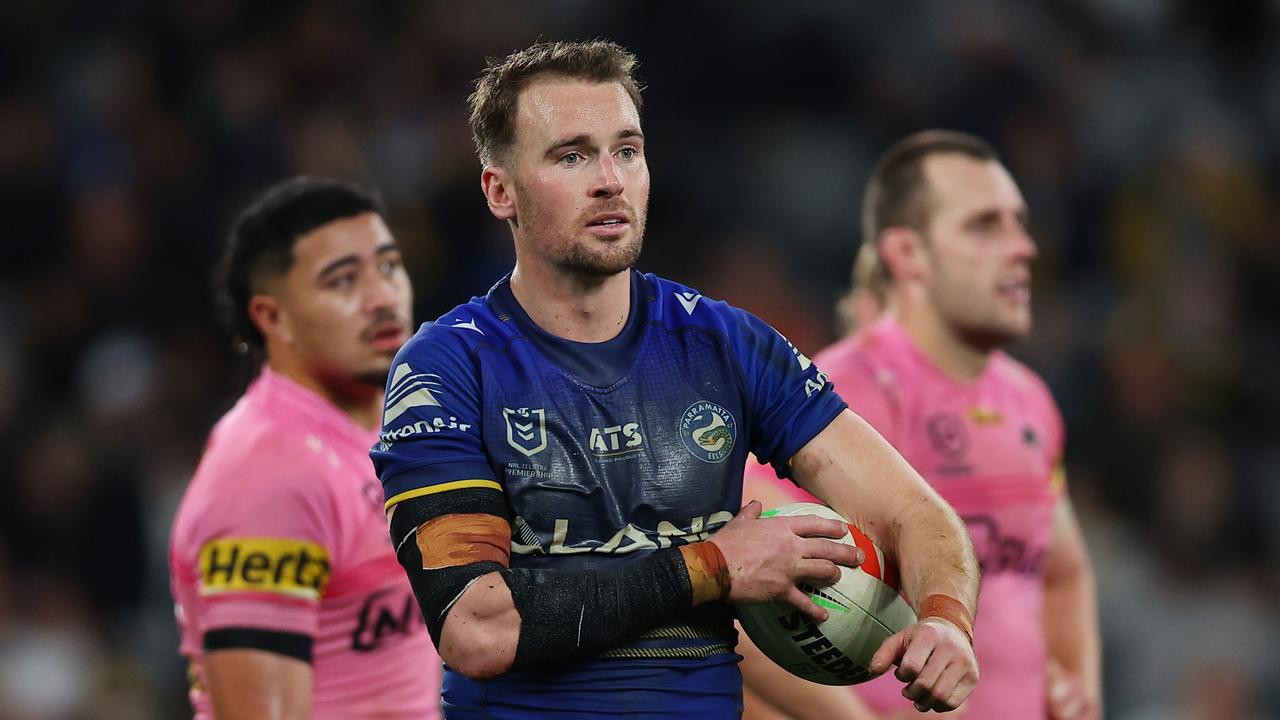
[1003,312,1033,340]
[355,358,394,388]
[565,238,642,276]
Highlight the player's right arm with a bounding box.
[204,649,311,720]
[176,440,338,719]
[374,324,862,680]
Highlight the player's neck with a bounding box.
[891,302,991,383]
[508,262,631,343]
[266,357,384,431]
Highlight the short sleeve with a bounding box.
[192,448,338,638]
[370,324,500,510]
[725,308,847,478]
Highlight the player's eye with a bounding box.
[327,273,357,289]
[379,257,402,275]
[618,146,638,160]
[560,151,583,166]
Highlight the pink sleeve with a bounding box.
[822,353,899,447]
[192,449,339,638]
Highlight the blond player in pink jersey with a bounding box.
[740,131,1101,719]
[170,177,442,719]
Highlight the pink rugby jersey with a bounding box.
[747,315,1064,718]
[170,367,441,719]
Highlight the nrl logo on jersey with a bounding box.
[680,400,737,463]
[504,407,548,457]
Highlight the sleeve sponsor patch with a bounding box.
[198,537,332,602]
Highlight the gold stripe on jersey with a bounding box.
[383,479,504,511]
[198,537,332,601]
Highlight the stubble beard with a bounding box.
[932,275,1027,353]
[559,226,645,277]
[947,302,1031,352]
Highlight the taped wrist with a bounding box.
[679,541,730,605]
[918,594,974,646]
[503,547,695,670]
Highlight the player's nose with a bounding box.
[363,271,402,313]
[590,155,624,198]
[1010,223,1037,263]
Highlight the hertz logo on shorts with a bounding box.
[199,538,332,601]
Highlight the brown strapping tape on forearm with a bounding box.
[416,513,512,570]
[918,593,974,645]
[678,541,731,605]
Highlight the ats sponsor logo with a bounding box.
[351,588,422,652]
[199,538,331,601]
[588,422,644,458]
[680,401,737,463]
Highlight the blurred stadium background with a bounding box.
[1,1,1277,718]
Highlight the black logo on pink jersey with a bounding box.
[926,413,970,460]
[963,515,1047,577]
[351,588,422,652]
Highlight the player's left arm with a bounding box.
[1042,497,1102,720]
[791,410,980,713]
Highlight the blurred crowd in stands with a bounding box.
[0,1,1277,717]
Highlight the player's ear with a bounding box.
[878,227,926,283]
[482,165,517,223]
[248,293,292,345]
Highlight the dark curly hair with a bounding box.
[213,176,385,363]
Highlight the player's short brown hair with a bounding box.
[832,130,998,333]
[467,39,643,166]
[858,129,999,286]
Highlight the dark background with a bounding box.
[0,1,1277,717]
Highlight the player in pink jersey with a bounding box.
[740,131,1101,719]
[170,177,442,719]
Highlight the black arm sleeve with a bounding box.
[502,548,694,670]
[391,494,697,668]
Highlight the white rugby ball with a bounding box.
[736,502,916,686]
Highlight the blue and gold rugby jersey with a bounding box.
[372,270,845,718]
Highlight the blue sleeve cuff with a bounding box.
[768,397,847,479]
